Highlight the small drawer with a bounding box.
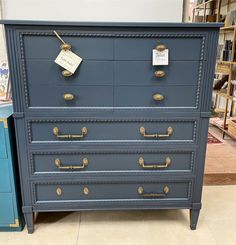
[30,150,195,175]
[24,34,113,60]
[33,181,191,203]
[28,119,198,143]
[114,61,200,86]
[28,85,113,108]
[26,60,113,86]
[114,37,203,61]
[114,85,198,108]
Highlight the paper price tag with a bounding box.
[55,50,82,74]
[152,49,169,66]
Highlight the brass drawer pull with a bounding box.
[60,43,71,51]
[153,93,164,101]
[154,70,166,78]
[53,127,88,139]
[63,93,75,101]
[56,187,62,196]
[155,44,167,52]
[83,187,89,195]
[140,126,173,138]
[138,186,169,198]
[62,70,73,77]
[138,157,171,169]
[55,158,89,170]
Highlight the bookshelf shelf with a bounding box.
[193,0,236,140]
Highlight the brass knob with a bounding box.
[155,44,167,52]
[163,186,169,194]
[62,70,73,77]
[153,93,164,101]
[63,93,75,101]
[56,187,62,196]
[60,43,71,51]
[83,187,89,195]
[154,70,166,78]
[138,186,144,195]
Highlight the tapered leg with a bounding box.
[190,209,200,230]
[24,212,34,234]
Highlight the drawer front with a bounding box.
[0,123,7,158]
[114,85,198,108]
[24,35,113,60]
[28,119,198,143]
[115,61,200,86]
[0,193,15,226]
[0,159,11,192]
[26,60,113,86]
[28,85,113,108]
[30,150,195,175]
[33,181,191,203]
[26,60,200,86]
[114,37,203,61]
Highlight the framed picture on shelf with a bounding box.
[0,60,11,101]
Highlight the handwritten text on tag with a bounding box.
[55,50,82,74]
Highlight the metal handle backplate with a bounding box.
[55,158,89,170]
[139,126,173,138]
[138,157,171,169]
[53,127,88,139]
[138,186,169,198]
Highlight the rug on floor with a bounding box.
[208,132,223,144]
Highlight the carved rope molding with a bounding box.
[18,30,206,109]
[26,118,198,144]
[29,150,195,175]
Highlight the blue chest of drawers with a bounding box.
[0,105,24,231]
[1,21,221,233]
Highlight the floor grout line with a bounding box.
[76,212,82,245]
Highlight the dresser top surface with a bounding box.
[0,104,13,119]
[0,20,223,28]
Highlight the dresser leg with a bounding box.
[25,212,34,234]
[190,209,200,230]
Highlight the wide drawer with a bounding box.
[27,118,198,143]
[28,85,113,108]
[30,150,195,175]
[114,85,198,108]
[33,180,192,203]
[27,84,198,109]
[26,60,200,87]
[22,31,203,61]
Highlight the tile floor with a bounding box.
[1,185,236,245]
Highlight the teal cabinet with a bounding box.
[0,105,24,231]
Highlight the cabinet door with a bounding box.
[0,159,11,192]
[0,193,14,226]
[0,123,7,158]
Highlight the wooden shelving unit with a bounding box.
[192,0,221,22]
[193,0,236,140]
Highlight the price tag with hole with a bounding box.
[152,49,169,66]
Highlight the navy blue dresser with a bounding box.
[1,21,221,233]
[0,104,24,231]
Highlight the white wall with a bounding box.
[1,0,183,22]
